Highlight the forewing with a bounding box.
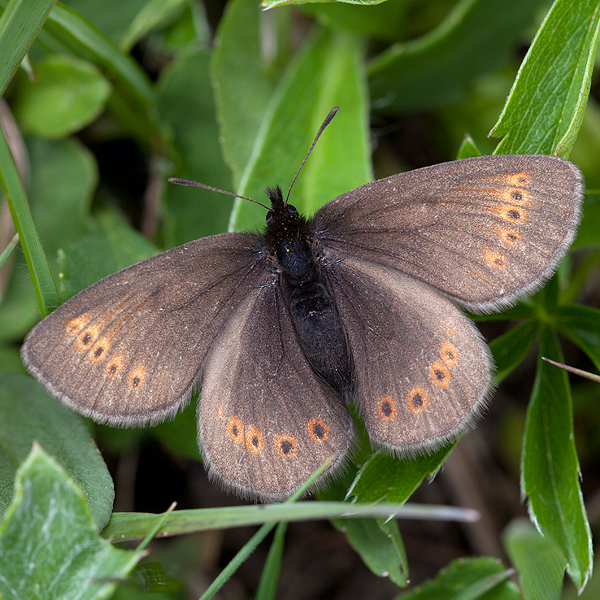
[327,254,491,453]
[199,281,354,501]
[21,233,266,426]
[314,155,582,311]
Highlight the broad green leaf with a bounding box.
[0,445,139,600]
[300,0,413,43]
[212,0,371,232]
[0,117,58,317]
[521,328,592,590]
[156,50,233,245]
[457,135,482,159]
[395,557,519,600]
[573,193,600,248]
[491,0,600,156]
[489,320,540,384]
[28,136,97,267]
[503,519,567,600]
[13,55,111,138]
[232,28,370,231]
[58,207,158,300]
[211,0,275,186]
[39,2,162,152]
[332,517,408,587]
[62,0,148,42]
[349,443,456,503]
[368,0,540,113]
[119,0,188,52]
[555,304,600,370]
[0,372,114,528]
[0,0,57,96]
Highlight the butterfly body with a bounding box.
[21,152,583,501]
[265,186,355,399]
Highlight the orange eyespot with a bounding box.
[491,204,527,224]
[226,416,244,445]
[377,396,396,421]
[407,387,429,414]
[430,361,451,389]
[64,314,90,337]
[504,172,531,187]
[246,426,265,453]
[75,325,101,352]
[483,249,507,269]
[440,342,458,369]
[106,352,127,378]
[497,226,520,247]
[89,336,113,363]
[128,365,146,390]
[307,419,329,442]
[275,435,297,459]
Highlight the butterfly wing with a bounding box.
[314,155,582,311]
[326,253,490,452]
[21,233,266,426]
[199,279,354,501]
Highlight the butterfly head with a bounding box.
[265,186,308,235]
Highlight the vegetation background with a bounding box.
[0,0,599,598]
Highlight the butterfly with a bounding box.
[21,108,583,501]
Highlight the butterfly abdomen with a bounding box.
[266,190,355,399]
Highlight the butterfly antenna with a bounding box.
[284,106,339,205]
[168,178,270,211]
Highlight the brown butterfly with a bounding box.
[22,108,583,500]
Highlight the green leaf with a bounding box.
[28,136,97,267]
[457,135,482,159]
[555,304,600,371]
[395,557,519,600]
[212,0,371,232]
[0,233,19,271]
[156,50,233,245]
[368,0,540,113]
[256,522,287,600]
[491,0,600,156]
[521,328,592,590]
[332,517,408,587]
[0,115,59,317]
[119,0,188,52]
[39,2,162,152]
[300,0,414,44]
[0,372,114,528]
[211,0,275,187]
[0,136,97,342]
[13,55,111,138]
[0,0,57,96]
[60,0,148,42]
[573,193,600,248]
[349,444,456,503]
[489,320,540,384]
[102,501,477,543]
[0,445,140,600]
[58,208,158,300]
[503,519,567,600]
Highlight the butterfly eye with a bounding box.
[266,211,274,224]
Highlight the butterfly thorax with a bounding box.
[265,186,355,398]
